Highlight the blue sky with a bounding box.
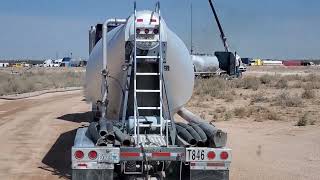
[0,0,319,59]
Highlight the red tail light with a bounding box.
[220,151,229,160]
[136,28,141,34]
[153,29,159,34]
[137,19,143,22]
[207,151,216,160]
[74,150,84,160]
[88,151,97,160]
[151,19,157,22]
[144,29,150,34]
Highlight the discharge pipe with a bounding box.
[98,119,115,143]
[113,126,133,146]
[88,122,108,146]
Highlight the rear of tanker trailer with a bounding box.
[72,2,231,180]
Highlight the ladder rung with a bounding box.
[136,56,160,59]
[138,107,161,110]
[136,73,160,76]
[136,89,160,93]
[136,39,159,42]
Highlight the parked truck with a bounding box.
[72,2,231,180]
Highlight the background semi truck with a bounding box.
[72,2,231,179]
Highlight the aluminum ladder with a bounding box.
[133,1,168,146]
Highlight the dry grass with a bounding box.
[249,106,280,122]
[233,107,247,118]
[301,89,316,99]
[0,69,84,96]
[190,72,320,126]
[272,92,302,107]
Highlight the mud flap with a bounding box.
[72,169,113,180]
[190,170,229,180]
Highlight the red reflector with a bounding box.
[151,19,157,22]
[152,152,170,157]
[144,29,150,34]
[74,150,84,160]
[88,151,97,160]
[78,163,88,168]
[120,152,140,157]
[207,151,216,160]
[137,19,143,22]
[220,151,229,160]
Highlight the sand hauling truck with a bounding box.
[72,2,231,179]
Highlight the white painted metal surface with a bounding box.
[192,55,219,72]
[85,10,194,120]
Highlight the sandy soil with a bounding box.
[0,90,319,180]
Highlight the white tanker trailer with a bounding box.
[72,2,231,180]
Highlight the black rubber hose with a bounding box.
[175,125,197,146]
[176,122,204,147]
[189,122,208,143]
[177,108,227,148]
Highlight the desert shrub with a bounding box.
[272,92,302,107]
[296,113,309,126]
[291,81,303,88]
[233,107,247,118]
[274,79,288,89]
[301,89,316,99]
[259,74,273,85]
[218,91,235,102]
[302,74,319,82]
[194,77,234,98]
[239,76,260,90]
[249,106,280,121]
[304,82,320,90]
[282,74,302,81]
[215,106,226,113]
[250,92,268,103]
[264,110,280,120]
[223,111,233,121]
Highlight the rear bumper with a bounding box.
[72,128,231,171]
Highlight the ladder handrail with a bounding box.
[133,1,140,144]
[133,0,169,146]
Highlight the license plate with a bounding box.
[97,150,119,163]
[186,148,207,161]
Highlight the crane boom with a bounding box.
[208,0,229,52]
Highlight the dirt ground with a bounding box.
[0,66,320,180]
[0,89,319,180]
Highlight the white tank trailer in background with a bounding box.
[72,2,231,180]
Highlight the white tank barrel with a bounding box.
[85,10,194,119]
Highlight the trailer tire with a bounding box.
[72,169,114,180]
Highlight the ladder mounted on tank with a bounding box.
[132,1,169,146]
